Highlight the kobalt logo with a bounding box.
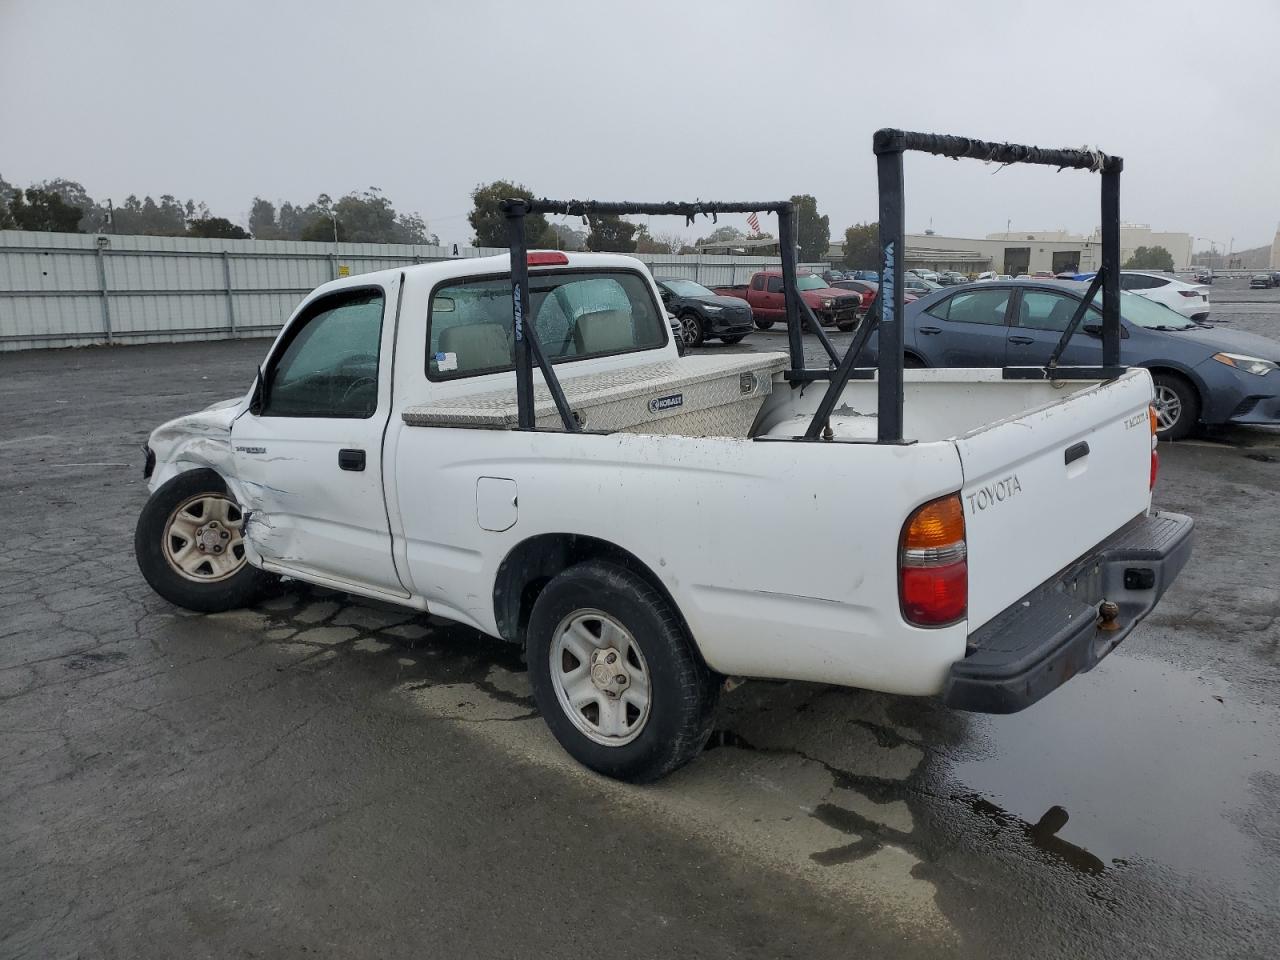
[965,474,1022,513]
[648,393,684,414]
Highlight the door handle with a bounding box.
[338,448,366,471]
[1064,441,1090,465]
[919,326,942,335]
[1008,335,1035,345]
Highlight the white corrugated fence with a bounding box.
[0,230,824,351]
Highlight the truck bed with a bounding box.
[402,353,789,437]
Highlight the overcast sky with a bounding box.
[2,0,1277,251]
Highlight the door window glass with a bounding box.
[925,288,1010,325]
[1018,290,1086,332]
[766,276,784,293]
[263,290,384,418]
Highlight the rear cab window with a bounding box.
[426,270,667,380]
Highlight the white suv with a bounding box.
[1120,270,1211,321]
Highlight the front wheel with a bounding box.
[836,319,856,332]
[754,318,774,330]
[134,469,272,612]
[679,312,705,348]
[1151,372,1200,441]
[526,561,719,782]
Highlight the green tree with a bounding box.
[248,198,281,238]
[187,216,249,239]
[0,175,16,229]
[9,188,85,232]
[842,222,879,270]
[790,194,830,262]
[694,224,744,248]
[547,222,587,251]
[111,194,189,236]
[469,180,553,248]
[585,214,638,252]
[1124,245,1174,271]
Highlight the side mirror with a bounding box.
[249,368,266,415]
[1082,321,1103,337]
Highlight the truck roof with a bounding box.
[305,251,654,301]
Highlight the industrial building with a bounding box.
[827,223,1195,275]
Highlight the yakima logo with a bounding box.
[966,474,1022,513]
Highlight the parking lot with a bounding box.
[3,277,1278,959]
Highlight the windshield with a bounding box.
[661,279,715,298]
[1091,289,1196,330]
[795,274,827,291]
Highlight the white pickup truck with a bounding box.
[136,250,1193,781]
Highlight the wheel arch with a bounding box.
[492,533,694,650]
[1137,362,1206,408]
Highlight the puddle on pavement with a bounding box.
[946,652,1280,892]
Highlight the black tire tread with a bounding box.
[134,469,272,613]
[526,560,718,783]
[1151,371,1200,441]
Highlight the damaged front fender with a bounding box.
[146,394,251,505]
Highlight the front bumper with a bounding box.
[942,511,1194,714]
[1227,392,1280,425]
[706,312,754,335]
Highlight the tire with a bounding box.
[721,334,746,345]
[134,469,272,613]
[526,560,719,783]
[1151,372,1200,442]
[836,319,856,332]
[754,319,774,330]
[679,312,705,348]
[903,355,926,369]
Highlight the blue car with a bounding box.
[867,279,1280,440]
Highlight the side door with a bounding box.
[917,286,1013,366]
[759,275,786,319]
[231,283,407,595]
[1005,287,1107,368]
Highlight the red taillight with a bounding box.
[1149,405,1159,490]
[527,251,569,266]
[899,493,967,627]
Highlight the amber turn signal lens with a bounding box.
[902,494,965,550]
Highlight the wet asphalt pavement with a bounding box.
[3,279,1279,958]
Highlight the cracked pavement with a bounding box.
[3,280,1279,959]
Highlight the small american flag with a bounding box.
[747,212,761,234]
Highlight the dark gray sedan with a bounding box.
[874,279,1280,440]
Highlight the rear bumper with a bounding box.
[942,511,1194,714]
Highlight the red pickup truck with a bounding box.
[712,270,861,331]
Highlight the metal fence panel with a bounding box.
[0,229,828,351]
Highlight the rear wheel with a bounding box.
[526,561,718,782]
[679,312,705,348]
[1151,372,1200,441]
[754,319,774,330]
[135,469,272,612]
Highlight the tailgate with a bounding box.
[956,370,1155,630]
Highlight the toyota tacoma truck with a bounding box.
[712,270,861,331]
[136,249,1192,782]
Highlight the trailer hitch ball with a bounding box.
[1098,600,1121,631]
